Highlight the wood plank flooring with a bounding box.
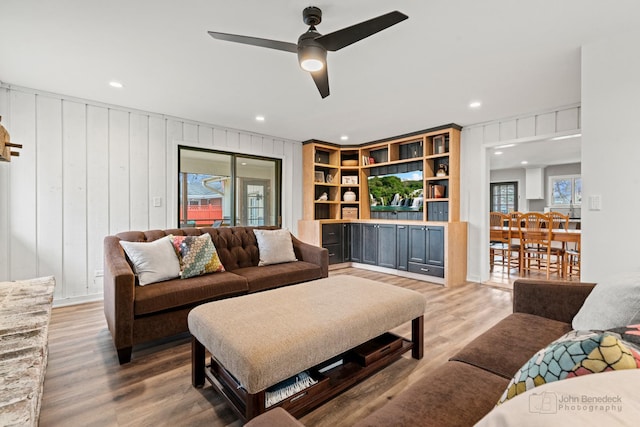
[39,268,513,427]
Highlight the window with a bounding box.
[549,175,581,206]
[178,146,281,228]
[490,181,518,213]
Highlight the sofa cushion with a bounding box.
[171,234,225,278]
[253,228,298,266]
[209,227,263,270]
[134,271,248,316]
[119,235,181,285]
[353,361,509,427]
[231,261,323,293]
[449,312,573,379]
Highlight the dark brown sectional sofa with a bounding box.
[246,278,596,427]
[103,226,328,364]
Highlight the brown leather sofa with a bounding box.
[245,279,596,427]
[104,226,328,364]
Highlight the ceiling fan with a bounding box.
[207,7,408,98]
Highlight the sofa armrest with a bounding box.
[513,279,596,324]
[103,236,136,361]
[291,234,329,278]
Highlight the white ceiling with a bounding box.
[1,0,638,152]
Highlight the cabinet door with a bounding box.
[342,224,350,262]
[396,225,409,271]
[322,223,341,245]
[377,224,397,269]
[408,226,427,264]
[425,226,445,267]
[362,224,378,265]
[350,223,362,263]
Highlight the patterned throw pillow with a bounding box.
[497,329,640,405]
[171,234,225,279]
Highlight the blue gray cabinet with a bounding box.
[408,225,445,277]
[322,223,343,265]
[396,225,409,271]
[350,223,362,263]
[377,224,397,269]
[362,224,378,265]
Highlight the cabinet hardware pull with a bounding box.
[420,268,430,272]
[328,232,335,235]
[329,253,335,257]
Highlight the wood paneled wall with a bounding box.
[0,85,303,305]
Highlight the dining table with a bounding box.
[490,226,581,278]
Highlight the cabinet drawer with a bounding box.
[324,244,343,264]
[322,224,341,245]
[408,262,444,278]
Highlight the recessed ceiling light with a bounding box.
[469,101,482,109]
[109,81,123,88]
[255,115,265,122]
[495,144,515,149]
[241,162,247,166]
[340,135,349,141]
[521,160,528,165]
[494,151,503,155]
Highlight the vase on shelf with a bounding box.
[436,164,448,177]
[343,189,357,202]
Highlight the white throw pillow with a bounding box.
[119,235,181,285]
[572,272,640,330]
[253,229,298,266]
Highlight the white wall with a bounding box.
[581,28,640,281]
[0,84,303,305]
[461,106,581,283]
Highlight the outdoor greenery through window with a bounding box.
[550,175,582,206]
[178,146,281,228]
[490,182,518,213]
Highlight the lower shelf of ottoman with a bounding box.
[205,332,411,421]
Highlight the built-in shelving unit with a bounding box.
[300,124,467,287]
[303,125,461,222]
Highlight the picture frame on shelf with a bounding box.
[341,175,358,185]
[314,171,325,183]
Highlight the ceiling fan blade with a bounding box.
[207,31,298,53]
[315,11,408,51]
[310,67,330,98]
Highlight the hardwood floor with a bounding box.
[40,268,513,427]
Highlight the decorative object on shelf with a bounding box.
[433,185,445,199]
[343,189,357,202]
[341,159,358,166]
[314,171,325,183]
[0,116,22,162]
[326,173,333,183]
[342,175,358,185]
[369,157,375,165]
[436,164,448,177]
[317,192,328,201]
[342,207,358,219]
[433,135,445,154]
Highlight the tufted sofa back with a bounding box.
[115,226,280,271]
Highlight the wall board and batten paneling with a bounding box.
[460,105,581,284]
[0,84,302,305]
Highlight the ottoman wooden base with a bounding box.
[189,276,426,421]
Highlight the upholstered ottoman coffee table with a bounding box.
[189,275,425,422]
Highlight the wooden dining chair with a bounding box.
[489,212,520,274]
[518,212,563,279]
[489,212,509,272]
[565,235,581,279]
[546,211,570,275]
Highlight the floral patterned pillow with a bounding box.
[171,234,225,279]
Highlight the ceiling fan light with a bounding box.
[301,58,324,72]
